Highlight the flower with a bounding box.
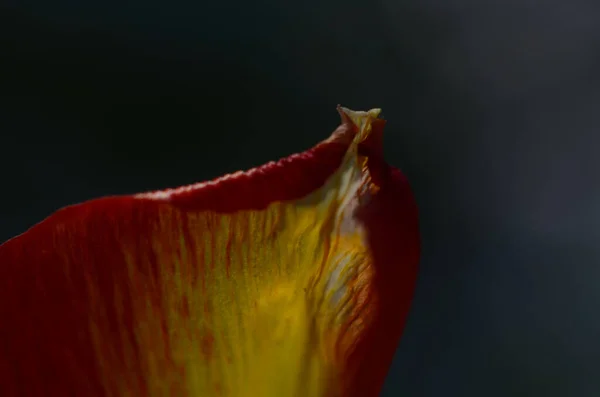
[0,106,420,397]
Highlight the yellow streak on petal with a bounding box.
[89,108,382,397]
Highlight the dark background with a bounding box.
[1,1,599,396]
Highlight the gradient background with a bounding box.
[1,1,599,396]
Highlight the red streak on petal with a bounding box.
[201,333,215,360]
[181,297,191,318]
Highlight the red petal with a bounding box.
[0,106,419,397]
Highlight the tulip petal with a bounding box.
[0,106,419,397]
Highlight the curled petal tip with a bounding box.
[338,106,382,125]
[331,105,384,146]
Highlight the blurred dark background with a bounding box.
[1,1,599,396]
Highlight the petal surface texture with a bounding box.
[0,107,420,397]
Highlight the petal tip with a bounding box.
[335,106,386,159]
[339,106,382,126]
[331,105,384,146]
